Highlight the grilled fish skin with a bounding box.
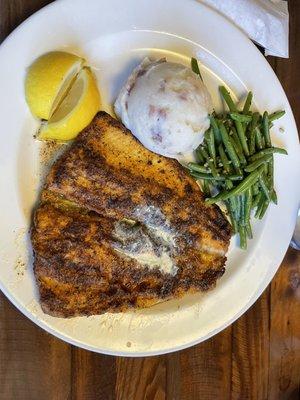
[32,111,231,317]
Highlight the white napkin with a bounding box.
[199,0,289,58]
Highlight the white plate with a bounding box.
[0,0,299,356]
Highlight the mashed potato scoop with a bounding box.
[115,58,212,159]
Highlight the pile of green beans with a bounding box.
[189,63,287,249]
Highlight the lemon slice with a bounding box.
[38,67,101,141]
[25,51,85,120]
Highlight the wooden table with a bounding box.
[0,1,299,399]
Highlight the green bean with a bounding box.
[245,221,253,239]
[230,113,252,123]
[252,182,259,196]
[262,111,271,147]
[219,121,240,169]
[229,136,244,165]
[231,127,244,153]
[271,189,278,204]
[225,200,238,234]
[235,120,249,156]
[230,129,247,165]
[245,188,252,223]
[224,119,234,131]
[268,157,274,184]
[205,128,216,166]
[232,195,238,220]
[236,195,245,246]
[195,146,205,164]
[199,146,209,160]
[199,147,219,177]
[249,112,260,131]
[225,179,233,190]
[226,175,244,181]
[239,225,247,249]
[207,162,219,178]
[198,86,287,248]
[245,188,253,239]
[258,175,271,201]
[229,211,238,233]
[206,167,262,203]
[219,86,237,112]
[255,195,265,218]
[187,163,209,173]
[225,181,239,223]
[249,129,256,155]
[240,193,246,226]
[190,172,209,180]
[255,127,264,150]
[269,110,285,122]
[191,57,203,80]
[202,180,210,196]
[259,199,270,219]
[218,143,231,173]
[244,154,272,173]
[231,216,239,235]
[248,112,260,154]
[210,115,222,145]
[248,147,288,161]
[252,193,263,209]
[190,171,242,181]
[243,91,253,114]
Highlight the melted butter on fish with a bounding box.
[112,206,178,276]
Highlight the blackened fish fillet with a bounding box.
[31,111,231,317]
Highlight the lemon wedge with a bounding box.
[38,67,101,141]
[25,51,85,120]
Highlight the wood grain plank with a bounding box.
[269,249,300,400]
[166,352,181,400]
[270,0,300,128]
[0,292,71,400]
[115,356,167,400]
[0,2,71,400]
[71,348,116,400]
[179,327,232,400]
[267,1,300,399]
[231,289,270,400]
[0,0,53,43]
